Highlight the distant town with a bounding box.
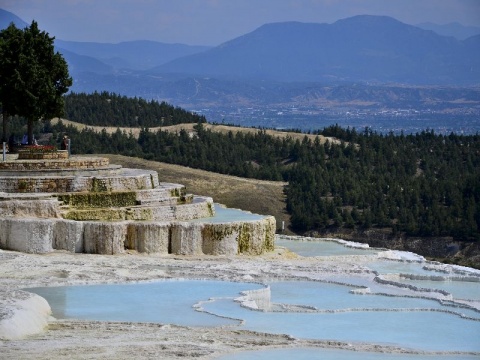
[192,105,480,135]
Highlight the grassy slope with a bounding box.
[103,154,292,234]
[51,118,340,144]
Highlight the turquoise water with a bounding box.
[193,204,265,223]
[268,281,458,311]
[396,278,480,301]
[27,279,480,352]
[28,280,262,326]
[200,279,480,352]
[218,348,480,360]
[365,260,443,276]
[275,237,379,256]
[26,238,480,357]
[203,298,480,352]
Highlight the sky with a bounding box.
[1,0,480,45]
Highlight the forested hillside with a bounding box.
[44,94,480,245]
[64,92,206,127]
[286,126,480,242]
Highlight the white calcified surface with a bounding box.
[0,239,478,360]
[0,198,274,256]
[0,290,51,340]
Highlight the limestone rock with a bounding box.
[0,156,275,256]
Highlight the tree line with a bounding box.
[64,92,206,127]
[49,117,480,242]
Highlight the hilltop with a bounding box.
[154,15,480,85]
[50,117,340,144]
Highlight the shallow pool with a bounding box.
[201,281,480,353]
[26,237,480,357]
[27,279,480,353]
[27,280,262,327]
[365,259,443,276]
[275,237,379,256]
[395,278,480,301]
[268,281,454,311]
[218,348,480,360]
[193,204,265,223]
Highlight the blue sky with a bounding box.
[2,0,479,45]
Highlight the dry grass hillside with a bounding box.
[102,154,292,234]
[51,118,340,144]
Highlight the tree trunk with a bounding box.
[1,111,8,143]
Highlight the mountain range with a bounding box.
[151,15,479,84]
[1,8,479,131]
[55,39,211,71]
[3,9,478,85]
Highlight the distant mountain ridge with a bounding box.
[153,15,479,85]
[416,21,480,40]
[55,39,211,71]
[0,8,27,29]
[0,8,211,73]
[59,48,113,76]
[1,9,478,85]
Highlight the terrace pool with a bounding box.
[26,236,480,358]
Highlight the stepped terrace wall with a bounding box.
[0,156,275,256]
[0,215,276,256]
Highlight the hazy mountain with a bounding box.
[2,10,477,86]
[55,39,211,70]
[59,48,113,76]
[0,8,211,72]
[0,8,27,29]
[416,21,480,40]
[152,15,479,85]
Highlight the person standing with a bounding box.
[60,135,68,150]
[8,134,16,152]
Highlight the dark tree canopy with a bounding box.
[0,21,72,144]
[64,92,206,127]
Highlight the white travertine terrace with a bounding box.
[0,155,275,256]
